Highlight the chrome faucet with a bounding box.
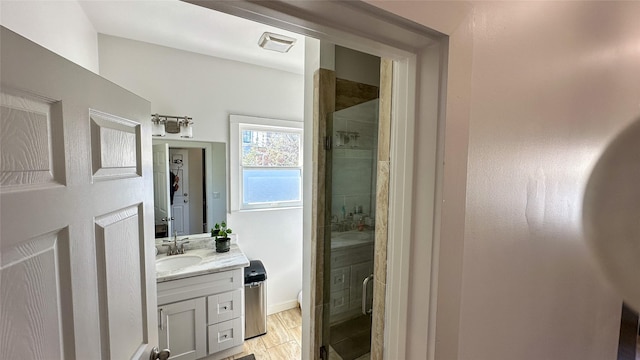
[162,231,189,256]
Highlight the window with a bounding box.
[230,115,303,211]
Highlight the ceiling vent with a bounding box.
[258,32,296,53]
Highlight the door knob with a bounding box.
[183,193,188,196]
[184,199,188,203]
[149,347,170,360]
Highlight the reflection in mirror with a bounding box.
[152,139,227,239]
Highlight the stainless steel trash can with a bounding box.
[244,260,267,339]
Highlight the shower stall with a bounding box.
[324,99,379,360]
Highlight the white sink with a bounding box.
[156,255,202,272]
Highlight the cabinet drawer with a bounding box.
[330,266,350,292]
[208,317,244,354]
[330,288,349,315]
[157,268,243,305]
[208,288,243,325]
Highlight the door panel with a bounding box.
[0,91,65,188]
[1,228,72,359]
[0,26,157,360]
[95,206,146,359]
[159,298,207,360]
[90,109,141,180]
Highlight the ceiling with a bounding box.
[78,0,305,74]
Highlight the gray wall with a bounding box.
[458,2,634,358]
[369,1,640,359]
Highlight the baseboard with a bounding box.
[268,299,299,315]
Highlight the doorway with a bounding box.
[169,147,206,236]
[183,2,449,359]
[152,139,227,239]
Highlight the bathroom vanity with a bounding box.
[155,237,249,360]
[329,230,375,324]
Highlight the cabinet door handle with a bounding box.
[159,308,164,330]
[362,274,374,315]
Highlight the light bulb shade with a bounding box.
[152,121,165,136]
[180,121,193,138]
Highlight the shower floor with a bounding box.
[330,315,371,360]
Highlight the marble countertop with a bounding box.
[155,243,249,283]
[331,230,375,249]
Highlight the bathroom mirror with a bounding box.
[152,139,227,239]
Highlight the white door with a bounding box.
[169,148,190,235]
[153,143,171,237]
[0,27,159,360]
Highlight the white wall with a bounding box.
[98,35,304,314]
[369,1,640,359]
[0,1,99,73]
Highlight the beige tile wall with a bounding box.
[370,58,393,360]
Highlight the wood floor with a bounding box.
[225,308,303,360]
[225,307,370,360]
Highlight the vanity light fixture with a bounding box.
[258,32,296,53]
[151,114,194,138]
[151,114,165,137]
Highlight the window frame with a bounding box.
[230,114,303,212]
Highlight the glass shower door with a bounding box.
[323,99,379,360]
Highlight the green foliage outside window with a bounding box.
[241,129,300,167]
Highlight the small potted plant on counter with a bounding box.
[211,221,232,253]
[210,224,220,238]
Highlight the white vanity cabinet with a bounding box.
[329,242,374,324]
[157,268,245,360]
